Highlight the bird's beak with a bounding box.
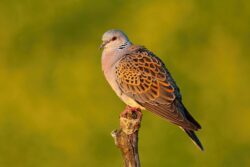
[99,41,107,49]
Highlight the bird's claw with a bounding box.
[120,106,142,120]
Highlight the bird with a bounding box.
[100,29,203,151]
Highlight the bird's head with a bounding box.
[100,29,131,50]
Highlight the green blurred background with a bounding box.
[0,0,250,166]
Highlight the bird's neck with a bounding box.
[102,42,132,72]
[117,41,132,50]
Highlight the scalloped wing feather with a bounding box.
[115,46,201,130]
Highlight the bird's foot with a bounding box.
[120,106,142,119]
[119,106,142,134]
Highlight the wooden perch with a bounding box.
[111,106,142,167]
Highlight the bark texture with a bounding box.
[111,106,142,167]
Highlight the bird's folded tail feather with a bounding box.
[181,128,204,151]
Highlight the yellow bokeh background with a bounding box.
[0,0,250,166]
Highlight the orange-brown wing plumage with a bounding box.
[115,46,201,130]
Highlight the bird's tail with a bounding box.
[183,128,204,151]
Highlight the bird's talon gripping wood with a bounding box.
[120,107,142,135]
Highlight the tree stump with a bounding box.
[111,106,142,167]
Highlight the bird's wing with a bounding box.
[115,45,201,130]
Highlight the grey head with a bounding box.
[100,29,131,50]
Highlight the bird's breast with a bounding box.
[102,50,122,96]
[101,50,144,109]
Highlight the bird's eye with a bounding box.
[112,36,117,41]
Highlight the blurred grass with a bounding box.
[0,0,250,166]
